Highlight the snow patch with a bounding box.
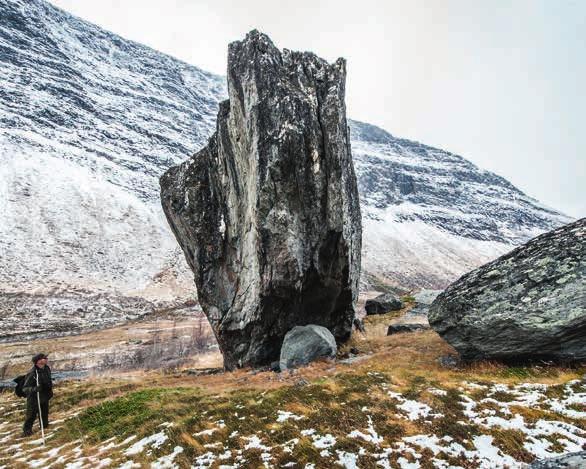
[123,431,168,456]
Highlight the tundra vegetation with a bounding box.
[0,306,584,468]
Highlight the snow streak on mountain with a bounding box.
[0,0,225,339]
[350,121,571,288]
[0,0,572,338]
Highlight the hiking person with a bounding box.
[22,353,53,437]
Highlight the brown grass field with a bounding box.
[0,305,584,468]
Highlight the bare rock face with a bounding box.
[429,218,586,362]
[160,31,362,370]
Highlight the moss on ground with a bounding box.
[400,295,416,304]
[63,387,202,442]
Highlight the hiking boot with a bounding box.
[21,430,33,437]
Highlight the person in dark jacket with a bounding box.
[22,353,53,437]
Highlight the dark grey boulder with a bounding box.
[387,323,430,335]
[160,31,362,370]
[528,451,586,468]
[429,218,586,362]
[279,325,337,371]
[365,293,403,315]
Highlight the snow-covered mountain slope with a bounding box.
[0,0,572,337]
[0,0,223,337]
[350,120,572,288]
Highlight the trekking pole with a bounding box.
[35,369,45,445]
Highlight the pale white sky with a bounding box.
[50,0,585,217]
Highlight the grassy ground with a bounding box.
[0,309,584,468]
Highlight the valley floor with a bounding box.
[0,313,217,378]
[0,308,584,468]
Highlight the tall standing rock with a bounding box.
[160,31,362,370]
[429,218,586,362]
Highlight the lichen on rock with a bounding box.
[160,30,362,370]
[429,218,586,362]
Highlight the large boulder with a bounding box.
[279,325,337,371]
[365,293,403,315]
[160,31,362,370]
[429,218,585,362]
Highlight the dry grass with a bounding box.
[1,314,584,467]
[104,327,584,401]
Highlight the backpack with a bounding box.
[13,375,26,398]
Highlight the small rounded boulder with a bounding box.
[279,325,337,371]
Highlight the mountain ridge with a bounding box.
[0,0,572,338]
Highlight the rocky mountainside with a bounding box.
[0,0,224,338]
[351,120,572,288]
[0,0,572,338]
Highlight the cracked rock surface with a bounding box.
[160,30,362,369]
[429,218,586,362]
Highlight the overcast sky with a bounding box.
[50,0,585,218]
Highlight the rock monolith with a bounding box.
[160,31,362,370]
[429,218,585,362]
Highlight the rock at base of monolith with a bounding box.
[528,451,586,469]
[429,218,586,362]
[387,323,430,335]
[365,293,403,315]
[160,31,362,370]
[279,325,337,371]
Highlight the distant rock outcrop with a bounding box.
[407,289,443,317]
[365,293,403,315]
[429,218,586,362]
[279,325,337,371]
[1,1,573,337]
[413,289,442,306]
[160,31,362,370]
